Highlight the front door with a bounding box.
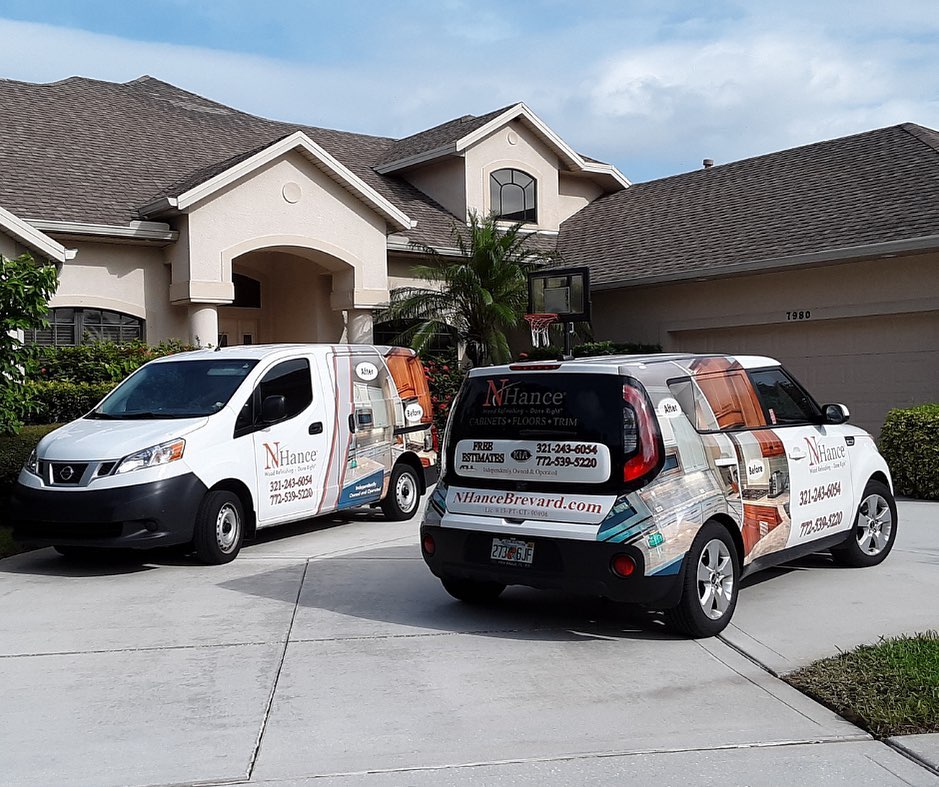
[249,357,327,525]
[219,317,259,347]
[746,368,854,549]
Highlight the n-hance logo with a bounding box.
[804,436,846,467]
[263,441,318,471]
[484,378,566,407]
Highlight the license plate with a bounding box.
[490,537,534,566]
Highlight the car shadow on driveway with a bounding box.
[0,546,190,577]
[218,544,684,643]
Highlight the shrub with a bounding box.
[0,423,60,496]
[34,339,196,384]
[521,339,662,361]
[420,352,467,435]
[24,381,115,425]
[879,404,939,500]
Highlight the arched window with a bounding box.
[490,168,537,223]
[24,308,145,346]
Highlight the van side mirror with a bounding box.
[822,403,850,425]
[261,395,286,423]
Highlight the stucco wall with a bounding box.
[558,174,604,225]
[50,240,187,342]
[0,230,24,259]
[403,157,466,220]
[175,151,390,308]
[592,253,939,348]
[464,120,561,231]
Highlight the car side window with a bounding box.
[748,368,821,425]
[234,358,313,438]
[692,371,767,431]
[258,358,313,421]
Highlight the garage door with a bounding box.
[671,312,939,435]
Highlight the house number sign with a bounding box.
[786,310,811,321]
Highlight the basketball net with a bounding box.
[524,313,558,348]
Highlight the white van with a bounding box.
[11,344,437,563]
[420,353,896,637]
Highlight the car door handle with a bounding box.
[788,448,806,460]
[309,422,323,435]
[715,457,737,467]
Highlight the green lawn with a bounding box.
[786,631,939,736]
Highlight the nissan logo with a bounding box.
[511,449,532,462]
[59,466,74,481]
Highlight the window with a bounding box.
[372,318,456,354]
[258,359,313,421]
[490,168,537,222]
[748,368,821,425]
[25,308,144,346]
[669,373,766,432]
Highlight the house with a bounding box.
[1,74,937,433]
[0,75,624,350]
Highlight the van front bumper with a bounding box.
[420,525,684,607]
[10,473,208,549]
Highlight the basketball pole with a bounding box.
[563,322,574,360]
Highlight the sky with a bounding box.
[1,1,937,182]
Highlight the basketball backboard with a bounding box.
[527,266,591,323]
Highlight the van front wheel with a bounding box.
[381,463,421,521]
[194,491,244,564]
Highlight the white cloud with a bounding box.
[1,10,937,183]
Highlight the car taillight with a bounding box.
[623,383,661,484]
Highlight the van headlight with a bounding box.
[115,439,186,475]
[24,449,39,476]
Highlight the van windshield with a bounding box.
[88,359,258,419]
[445,372,632,492]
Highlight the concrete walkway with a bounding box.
[0,501,936,785]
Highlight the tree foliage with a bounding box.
[380,211,554,365]
[0,253,59,434]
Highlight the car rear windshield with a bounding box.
[88,359,258,419]
[445,372,633,492]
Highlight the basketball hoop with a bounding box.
[524,313,558,348]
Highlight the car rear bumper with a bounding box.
[420,524,684,606]
[10,473,207,549]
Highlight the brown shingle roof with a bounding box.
[375,106,516,170]
[557,123,939,287]
[0,75,462,245]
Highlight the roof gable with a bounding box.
[140,130,413,232]
[375,103,629,189]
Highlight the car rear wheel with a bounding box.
[441,576,506,604]
[193,490,244,565]
[664,520,740,638]
[831,480,897,568]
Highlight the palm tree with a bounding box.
[380,211,554,365]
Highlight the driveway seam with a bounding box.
[247,559,310,781]
[225,736,872,784]
[884,739,939,780]
[0,641,277,659]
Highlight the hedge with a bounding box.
[521,339,662,361]
[0,423,60,496]
[879,404,939,500]
[24,381,115,425]
[34,339,195,384]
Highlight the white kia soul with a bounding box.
[420,353,896,637]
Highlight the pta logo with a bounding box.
[804,436,846,466]
[483,378,565,407]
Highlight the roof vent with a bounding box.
[703,158,714,169]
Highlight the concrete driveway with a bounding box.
[0,501,936,786]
